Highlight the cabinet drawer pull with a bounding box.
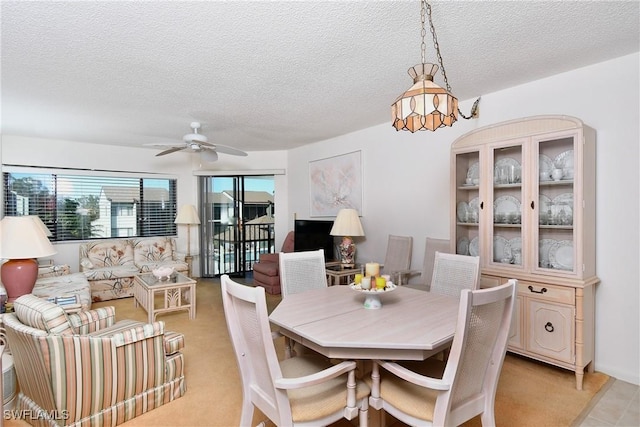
[528,285,547,294]
[480,201,484,209]
[531,200,535,209]
[545,322,555,333]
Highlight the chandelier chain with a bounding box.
[425,1,451,93]
[425,0,479,120]
[420,0,427,64]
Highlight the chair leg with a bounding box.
[284,337,292,359]
[240,399,255,427]
[359,398,369,427]
[480,410,496,427]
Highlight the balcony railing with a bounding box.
[210,222,275,275]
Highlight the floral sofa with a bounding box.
[79,237,188,302]
[3,294,185,426]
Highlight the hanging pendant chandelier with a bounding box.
[392,0,479,132]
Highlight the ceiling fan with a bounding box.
[145,122,247,162]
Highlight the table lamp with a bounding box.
[330,208,364,267]
[0,216,57,301]
[174,205,201,274]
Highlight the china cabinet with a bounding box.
[450,115,597,390]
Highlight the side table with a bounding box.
[133,272,197,323]
[325,262,362,286]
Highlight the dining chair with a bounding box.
[279,249,328,297]
[430,251,481,298]
[369,279,517,427]
[421,237,451,289]
[221,275,370,427]
[399,237,451,289]
[279,249,328,357]
[381,235,413,285]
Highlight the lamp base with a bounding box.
[338,237,356,267]
[1,258,38,302]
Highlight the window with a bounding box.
[3,168,177,242]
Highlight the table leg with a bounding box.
[189,284,196,319]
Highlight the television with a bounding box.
[294,219,335,261]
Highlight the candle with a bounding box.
[365,262,380,277]
[375,276,386,289]
[354,273,363,285]
[360,276,371,290]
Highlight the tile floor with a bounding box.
[577,378,639,427]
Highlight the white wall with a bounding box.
[287,53,640,385]
[1,53,637,384]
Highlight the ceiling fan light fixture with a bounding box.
[146,121,248,160]
[183,133,208,143]
[392,0,478,133]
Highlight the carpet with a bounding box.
[5,278,608,427]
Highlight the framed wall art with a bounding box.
[309,150,362,217]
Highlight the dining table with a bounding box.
[269,284,460,361]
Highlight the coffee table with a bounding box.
[325,262,362,286]
[133,272,196,323]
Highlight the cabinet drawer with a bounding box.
[481,275,502,288]
[518,281,575,304]
[527,299,575,363]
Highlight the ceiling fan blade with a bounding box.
[201,149,219,162]
[197,140,215,148]
[156,146,186,156]
[143,142,183,147]
[213,144,248,156]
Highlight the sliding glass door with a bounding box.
[199,175,275,277]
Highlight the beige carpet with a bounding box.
[6,278,608,426]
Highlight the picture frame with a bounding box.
[309,150,362,217]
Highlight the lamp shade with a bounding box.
[392,63,459,132]
[29,215,53,237]
[0,216,57,259]
[1,216,58,301]
[330,209,364,237]
[174,205,201,225]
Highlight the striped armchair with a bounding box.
[3,294,186,426]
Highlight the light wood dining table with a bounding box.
[269,285,460,361]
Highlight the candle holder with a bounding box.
[350,282,397,309]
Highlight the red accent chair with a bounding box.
[252,231,295,295]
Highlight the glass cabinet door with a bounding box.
[453,150,481,258]
[489,140,525,269]
[534,132,576,274]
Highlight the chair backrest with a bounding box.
[382,235,413,279]
[12,294,73,335]
[281,230,295,253]
[421,237,451,288]
[435,279,517,426]
[279,249,327,297]
[221,275,292,426]
[430,251,480,298]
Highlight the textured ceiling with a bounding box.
[1,1,638,155]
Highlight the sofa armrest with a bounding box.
[79,257,94,272]
[259,252,280,264]
[108,321,165,347]
[37,264,71,278]
[67,306,117,334]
